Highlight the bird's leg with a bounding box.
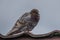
[26,27,32,33]
[24,26,29,33]
[24,22,31,33]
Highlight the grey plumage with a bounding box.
[7,9,40,36]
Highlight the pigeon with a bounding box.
[7,9,40,36]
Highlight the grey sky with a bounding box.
[0,0,60,35]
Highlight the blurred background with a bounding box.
[0,0,60,35]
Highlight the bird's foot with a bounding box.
[29,31,32,34]
[24,31,32,34]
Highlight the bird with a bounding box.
[6,9,40,36]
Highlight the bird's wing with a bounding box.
[6,13,30,35]
[19,12,30,23]
[12,12,30,29]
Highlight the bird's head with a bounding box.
[30,9,39,15]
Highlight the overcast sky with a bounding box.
[0,0,60,35]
